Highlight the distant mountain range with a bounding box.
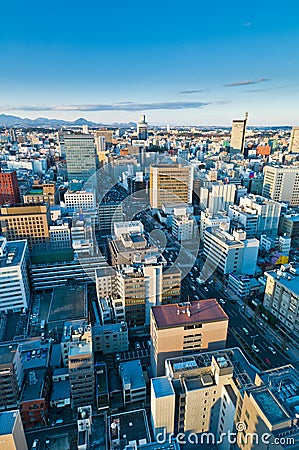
[0,114,293,130]
[0,114,136,128]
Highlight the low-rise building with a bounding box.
[92,322,129,354]
[119,360,146,406]
[109,409,151,450]
[0,344,24,411]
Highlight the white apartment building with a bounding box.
[263,265,299,336]
[203,228,259,276]
[113,220,144,238]
[64,188,96,211]
[200,210,230,240]
[262,165,299,206]
[172,206,195,241]
[49,223,71,247]
[0,237,30,313]
[200,182,236,214]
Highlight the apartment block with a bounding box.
[92,322,129,354]
[0,410,28,450]
[203,228,259,277]
[262,165,299,206]
[289,126,299,153]
[98,202,123,234]
[150,300,228,377]
[0,344,24,411]
[119,360,146,405]
[68,331,95,408]
[0,238,30,313]
[263,265,299,337]
[151,349,299,450]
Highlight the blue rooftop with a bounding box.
[152,377,175,398]
[0,410,19,435]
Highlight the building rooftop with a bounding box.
[152,299,228,329]
[265,268,299,296]
[48,284,87,325]
[119,360,145,391]
[21,368,47,402]
[109,409,151,450]
[0,410,19,435]
[0,343,18,365]
[51,380,71,402]
[251,389,290,425]
[69,340,92,357]
[0,239,27,268]
[152,377,175,398]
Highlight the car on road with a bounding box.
[135,342,141,350]
[52,419,63,426]
[204,287,209,292]
[268,346,277,355]
[31,439,39,449]
[252,345,260,353]
[115,353,121,361]
[219,298,226,305]
[242,327,250,336]
[264,357,271,366]
[45,439,51,449]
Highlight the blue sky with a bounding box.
[0,0,299,125]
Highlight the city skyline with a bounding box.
[1,0,299,125]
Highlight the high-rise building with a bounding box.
[228,194,282,238]
[0,238,30,313]
[230,112,248,153]
[98,203,123,234]
[0,344,24,411]
[150,300,228,377]
[137,115,148,140]
[0,204,50,249]
[262,165,299,206]
[0,169,21,206]
[263,265,299,337]
[150,163,194,209]
[151,348,299,448]
[0,410,28,450]
[64,134,97,182]
[200,182,236,214]
[203,228,259,276]
[68,326,95,408]
[289,126,299,153]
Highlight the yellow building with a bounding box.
[0,204,50,249]
[150,299,228,377]
[150,164,193,209]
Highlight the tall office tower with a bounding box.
[150,163,194,209]
[98,203,124,234]
[150,300,228,377]
[0,204,50,249]
[0,410,28,450]
[262,165,299,206]
[137,114,148,140]
[0,343,24,411]
[289,126,299,153]
[64,134,97,182]
[0,169,21,206]
[68,326,95,408]
[0,238,30,313]
[230,112,248,153]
